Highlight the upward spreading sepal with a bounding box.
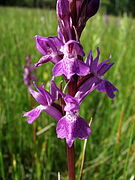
[23,81,62,124]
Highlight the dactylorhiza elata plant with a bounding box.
[24,0,118,178]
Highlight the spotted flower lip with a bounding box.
[56,112,91,147]
[56,94,91,147]
[23,82,62,124]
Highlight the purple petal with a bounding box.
[98,62,114,76]
[35,55,53,67]
[90,47,100,74]
[52,36,64,49]
[35,35,61,56]
[35,35,52,55]
[56,113,91,147]
[29,83,53,106]
[53,60,64,77]
[50,80,59,101]
[64,95,80,112]
[29,87,47,106]
[75,59,89,77]
[24,105,62,124]
[35,54,61,67]
[45,105,63,121]
[33,83,53,105]
[76,77,101,103]
[96,80,118,98]
[86,50,93,66]
[53,58,89,79]
[97,59,109,70]
[50,79,65,99]
[23,105,45,124]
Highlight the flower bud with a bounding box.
[57,0,70,20]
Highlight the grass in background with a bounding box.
[0,7,135,180]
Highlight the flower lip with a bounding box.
[56,113,91,147]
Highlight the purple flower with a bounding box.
[56,94,91,147]
[35,36,90,80]
[76,48,118,102]
[34,35,64,67]
[23,80,91,147]
[23,55,36,86]
[23,82,62,124]
[53,40,89,79]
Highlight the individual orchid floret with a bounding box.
[56,94,91,147]
[23,82,62,124]
[87,48,118,98]
[23,55,36,86]
[76,48,118,101]
[35,35,64,67]
[53,40,89,79]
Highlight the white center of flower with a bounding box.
[66,111,78,122]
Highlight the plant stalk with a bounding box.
[67,144,75,180]
[66,75,78,180]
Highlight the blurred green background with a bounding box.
[0,1,135,180]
